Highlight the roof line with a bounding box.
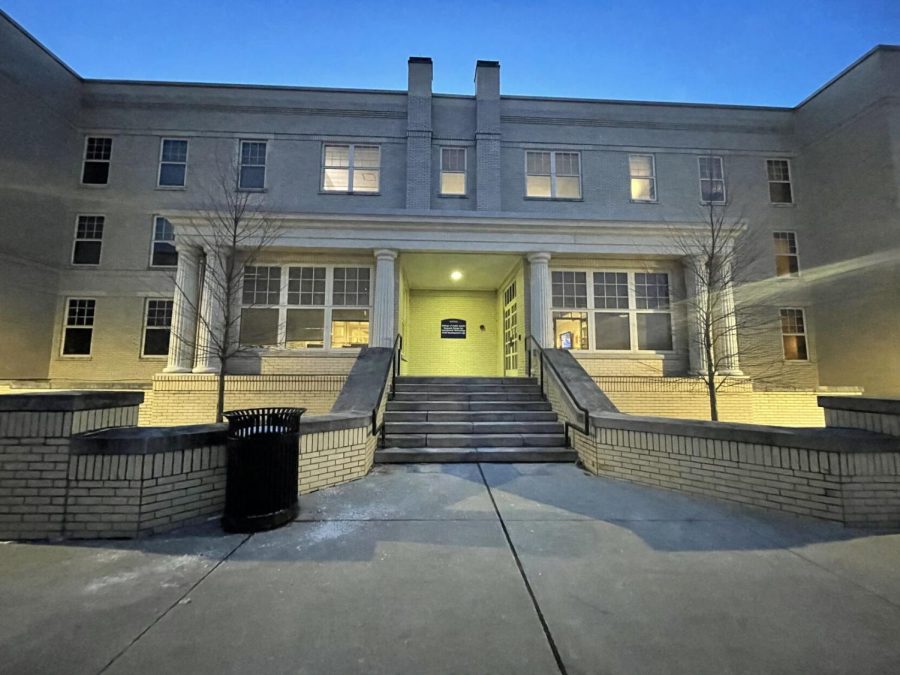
[84,77,406,96]
[0,9,82,80]
[795,44,900,109]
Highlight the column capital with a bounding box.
[174,242,201,257]
[374,249,398,261]
[526,252,551,265]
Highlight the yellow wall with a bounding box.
[405,290,500,376]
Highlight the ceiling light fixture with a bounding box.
[450,270,463,281]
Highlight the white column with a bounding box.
[527,252,553,348]
[717,263,743,375]
[684,255,709,376]
[372,249,397,348]
[192,247,223,373]
[163,245,201,373]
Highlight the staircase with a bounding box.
[377,376,576,463]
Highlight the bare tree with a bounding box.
[172,158,282,422]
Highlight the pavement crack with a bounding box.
[477,463,568,675]
[96,533,252,674]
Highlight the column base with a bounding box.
[191,366,220,374]
[162,365,192,374]
[719,369,745,377]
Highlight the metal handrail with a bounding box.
[525,334,590,439]
[371,334,403,441]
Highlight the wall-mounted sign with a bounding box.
[440,318,467,339]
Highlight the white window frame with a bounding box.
[628,154,657,203]
[439,146,467,196]
[81,136,112,186]
[71,214,104,266]
[157,138,189,188]
[141,297,174,359]
[773,231,800,278]
[321,143,381,194]
[61,297,96,358]
[766,158,794,205]
[525,150,582,200]
[697,155,726,204]
[238,139,268,191]
[550,268,675,354]
[149,216,178,268]
[239,263,374,351]
[779,307,809,362]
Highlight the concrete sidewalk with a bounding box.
[1,463,899,674]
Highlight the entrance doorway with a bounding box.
[502,280,519,376]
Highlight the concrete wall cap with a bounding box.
[818,396,900,415]
[71,424,226,455]
[0,390,144,412]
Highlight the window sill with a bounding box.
[140,355,168,361]
[156,185,187,191]
[438,193,468,199]
[562,350,677,358]
[240,347,364,357]
[629,199,659,205]
[524,196,583,202]
[79,183,109,189]
[783,359,811,364]
[769,202,795,207]
[58,355,92,360]
[318,190,381,196]
[70,263,101,269]
[237,187,267,193]
[148,265,178,271]
[699,201,727,206]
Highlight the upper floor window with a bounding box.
[766,159,793,204]
[151,217,178,267]
[82,137,112,185]
[526,151,581,199]
[628,154,657,202]
[72,215,104,265]
[239,140,267,190]
[322,144,380,193]
[698,156,725,204]
[62,298,95,356]
[780,308,808,361]
[158,139,188,187]
[440,147,466,196]
[773,232,799,277]
[142,299,173,357]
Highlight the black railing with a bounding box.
[525,334,590,440]
[371,334,403,444]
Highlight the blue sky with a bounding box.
[3,0,899,106]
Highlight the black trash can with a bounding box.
[222,407,305,533]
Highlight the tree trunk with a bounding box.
[215,370,226,423]
[706,373,719,421]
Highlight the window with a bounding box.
[698,156,725,203]
[72,215,104,265]
[158,139,188,187]
[628,154,656,202]
[239,265,372,349]
[239,140,267,189]
[767,159,793,204]
[82,137,111,185]
[773,232,799,277]
[322,144,380,193]
[780,308,808,360]
[151,217,178,267]
[142,299,173,357]
[551,270,673,352]
[62,299,95,356]
[526,151,581,199]
[440,147,466,195]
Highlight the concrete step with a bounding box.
[375,446,576,463]
[384,411,560,423]
[394,383,542,394]
[385,421,564,435]
[387,400,553,412]
[384,433,568,448]
[396,377,537,385]
[392,392,544,402]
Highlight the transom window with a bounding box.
[142,299,173,357]
[766,159,793,204]
[551,270,673,352]
[158,139,188,187]
[72,215,104,265]
[628,154,657,202]
[440,147,466,195]
[525,151,581,199]
[151,217,178,267]
[322,144,380,193]
[62,298,95,356]
[240,265,372,349]
[773,232,799,277]
[239,140,267,190]
[82,137,112,185]
[780,308,808,360]
[698,156,726,204]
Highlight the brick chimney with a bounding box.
[475,60,501,211]
[406,56,433,209]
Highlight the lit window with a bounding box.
[72,215,104,265]
[767,159,793,204]
[142,299,173,357]
[158,139,188,187]
[780,308,808,360]
[239,141,267,189]
[82,137,111,185]
[151,217,178,267]
[628,154,656,202]
[553,312,588,349]
[440,147,466,195]
[698,156,726,203]
[526,151,581,199]
[773,232,799,277]
[331,309,370,348]
[63,299,95,356]
[322,144,380,193]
